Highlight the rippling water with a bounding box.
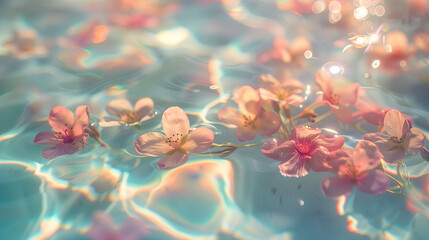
[1,0,429,239]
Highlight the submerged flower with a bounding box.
[363,109,425,164]
[218,85,281,142]
[99,98,154,127]
[258,74,305,106]
[135,106,214,170]
[3,30,47,59]
[321,140,390,198]
[34,106,90,159]
[315,70,360,124]
[88,211,147,240]
[262,126,344,177]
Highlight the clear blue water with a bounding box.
[1,0,429,239]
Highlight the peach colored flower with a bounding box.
[259,37,311,68]
[218,85,281,142]
[258,74,305,106]
[34,106,90,159]
[363,109,425,164]
[135,106,214,170]
[3,30,47,59]
[88,211,147,240]
[99,98,154,127]
[321,140,390,197]
[262,126,344,177]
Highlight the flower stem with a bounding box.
[275,110,289,138]
[305,111,332,126]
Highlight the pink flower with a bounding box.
[363,109,425,164]
[34,106,90,159]
[88,211,147,240]
[259,37,311,68]
[321,140,390,198]
[258,74,305,106]
[315,70,360,124]
[217,85,281,142]
[262,126,344,177]
[135,106,214,170]
[99,98,154,127]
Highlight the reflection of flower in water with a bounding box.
[3,30,47,59]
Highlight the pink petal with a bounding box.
[332,105,355,124]
[336,83,360,106]
[162,106,190,138]
[255,111,281,136]
[98,119,123,127]
[278,153,310,177]
[259,74,280,93]
[234,85,262,118]
[280,78,304,94]
[384,109,410,138]
[48,106,74,134]
[134,97,154,121]
[284,95,305,106]
[34,132,62,145]
[182,127,215,153]
[315,70,334,99]
[316,134,344,152]
[88,211,117,240]
[362,110,385,126]
[217,107,244,127]
[42,142,82,159]
[236,127,257,142]
[262,139,294,161]
[325,149,352,174]
[308,147,329,172]
[119,219,147,240]
[290,126,321,142]
[321,176,354,198]
[259,88,279,102]
[106,99,133,116]
[363,133,406,164]
[408,128,425,153]
[134,132,174,157]
[352,140,383,173]
[72,105,90,137]
[356,169,390,194]
[157,151,189,170]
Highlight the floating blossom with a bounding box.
[34,106,90,159]
[258,74,305,106]
[321,140,390,198]
[88,211,147,240]
[99,98,154,127]
[363,109,425,164]
[259,37,311,68]
[315,70,360,124]
[262,126,344,177]
[218,85,280,142]
[135,106,214,170]
[3,30,47,59]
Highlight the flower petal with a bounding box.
[278,153,310,177]
[332,105,355,124]
[259,74,280,93]
[256,111,281,136]
[236,127,257,142]
[234,85,262,118]
[356,169,390,194]
[106,99,133,116]
[325,149,352,174]
[363,133,405,164]
[259,88,279,102]
[34,132,63,145]
[408,128,425,153]
[42,143,81,159]
[217,107,243,126]
[384,109,410,138]
[134,97,154,121]
[316,134,344,152]
[284,95,305,106]
[352,140,383,173]
[134,132,174,157]
[336,83,359,106]
[262,139,294,161]
[162,106,190,137]
[88,212,117,240]
[315,70,334,99]
[48,106,74,134]
[321,176,354,198]
[290,126,321,142]
[308,147,329,172]
[182,127,215,153]
[72,105,90,136]
[157,151,189,170]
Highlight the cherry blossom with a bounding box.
[88,211,147,240]
[258,74,305,107]
[34,106,90,159]
[262,126,344,177]
[363,109,425,164]
[218,85,281,142]
[315,69,360,124]
[321,140,390,198]
[259,37,311,68]
[99,98,154,127]
[135,106,214,170]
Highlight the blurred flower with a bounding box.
[34,106,90,159]
[88,211,147,240]
[315,70,360,124]
[135,107,214,170]
[321,140,389,197]
[259,37,311,68]
[3,30,47,59]
[99,98,154,127]
[363,109,425,164]
[258,74,305,106]
[218,85,281,141]
[406,0,429,16]
[414,32,429,55]
[262,126,344,177]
